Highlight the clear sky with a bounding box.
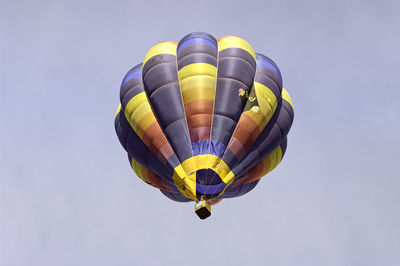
[1,0,399,265]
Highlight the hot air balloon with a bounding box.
[114,32,294,219]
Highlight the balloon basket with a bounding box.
[195,199,211,220]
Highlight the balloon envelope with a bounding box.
[115,32,294,205]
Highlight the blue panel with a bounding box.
[221,180,259,198]
[160,190,192,202]
[196,169,222,185]
[196,182,226,199]
[192,140,226,157]
[177,37,218,53]
[120,70,141,87]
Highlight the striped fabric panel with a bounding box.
[122,76,174,164]
[142,41,198,201]
[178,62,217,142]
[142,42,193,166]
[176,33,220,193]
[219,179,260,199]
[230,138,287,188]
[118,61,196,200]
[115,106,176,186]
[211,36,257,148]
[197,36,257,190]
[130,155,174,192]
[160,189,192,202]
[223,53,283,167]
[223,92,294,186]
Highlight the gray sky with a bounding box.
[1,0,399,265]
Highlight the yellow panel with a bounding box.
[131,101,152,122]
[136,112,157,132]
[281,88,294,109]
[143,41,178,66]
[180,75,215,91]
[131,158,137,174]
[222,171,235,187]
[137,161,145,181]
[180,157,196,174]
[125,92,148,116]
[269,149,277,172]
[193,154,231,180]
[254,82,278,116]
[180,75,215,92]
[181,86,215,103]
[180,75,215,103]
[274,146,283,169]
[132,103,156,129]
[217,36,256,60]
[259,157,271,177]
[171,154,233,201]
[172,164,197,201]
[262,146,283,176]
[124,92,157,139]
[131,158,150,184]
[243,109,268,132]
[178,63,217,81]
[115,104,122,118]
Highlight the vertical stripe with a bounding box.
[207,37,257,193]
[177,33,219,196]
[142,42,197,200]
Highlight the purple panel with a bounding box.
[160,189,192,202]
[196,169,222,185]
[196,182,226,200]
[221,180,259,198]
[115,109,174,182]
[192,140,226,157]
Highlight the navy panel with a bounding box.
[115,111,130,151]
[160,189,192,202]
[121,85,145,108]
[211,115,237,147]
[196,169,222,185]
[142,51,193,163]
[178,32,218,51]
[120,63,142,92]
[218,57,255,88]
[213,78,246,121]
[256,53,282,84]
[115,111,174,181]
[177,53,217,69]
[254,73,281,99]
[120,64,145,109]
[148,83,185,128]
[196,183,226,200]
[166,154,181,169]
[282,100,294,122]
[143,62,179,96]
[142,54,177,77]
[219,48,256,70]
[221,180,259,198]
[164,119,193,161]
[280,137,288,157]
[223,149,238,169]
[211,115,236,147]
[231,149,261,179]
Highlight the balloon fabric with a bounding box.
[114,32,294,218]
